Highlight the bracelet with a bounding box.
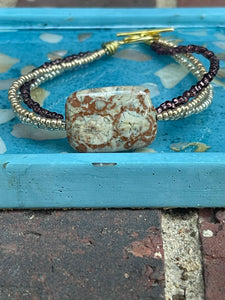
[8,28,219,153]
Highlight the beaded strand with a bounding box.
[150,42,219,114]
[8,40,217,130]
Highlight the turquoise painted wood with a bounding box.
[0,8,225,29]
[0,8,225,208]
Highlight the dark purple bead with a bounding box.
[210,59,219,68]
[203,50,214,59]
[51,112,56,118]
[186,45,196,52]
[171,102,176,109]
[194,85,201,92]
[204,73,213,82]
[33,102,40,108]
[20,87,30,93]
[156,107,163,114]
[209,68,218,76]
[160,103,168,110]
[24,97,31,103]
[166,48,173,55]
[157,48,166,55]
[165,100,173,108]
[46,112,52,118]
[189,86,197,97]
[22,93,30,99]
[63,56,73,62]
[26,100,33,108]
[177,96,185,104]
[55,114,64,119]
[43,62,51,68]
[196,83,203,91]
[172,98,179,105]
[208,72,215,80]
[183,91,191,99]
[198,80,205,88]
[40,109,48,116]
[33,106,41,113]
[203,75,210,85]
[194,46,206,54]
[22,89,30,95]
[177,45,187,53]
[182,96,188,103]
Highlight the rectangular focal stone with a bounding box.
[65,86,157,152]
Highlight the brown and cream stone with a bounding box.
[65,86,157,152]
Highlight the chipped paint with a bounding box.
[155,63,189,89]
[213,78,225,89]
[47,50,68,60]
[214,32,225,41]
[216,52,225,61]
[161,36,184,45]
[0,52,19,73]
[0,109,15,124]
[113,49,152,61]
[213,41,225,50]
[0,78,17,90]
[78,33,92,42]
[39,33,63,44]
[141,82,160,98]
[183,30,207,36]
[170,141,210,152]
[21,65,36,75]
[0,137,7,154]
[30,87,50,106]
[134,147,157,153]
[217,67,225,78]
[11,123,67,140]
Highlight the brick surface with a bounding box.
[178,0,225,7]
[199,208,225,300]
[17,0,156,7]
[0,209,164,300]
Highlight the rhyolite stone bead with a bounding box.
[65,86,157,152]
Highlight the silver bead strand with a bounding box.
[156,39,213,121]
[8,49,107,130]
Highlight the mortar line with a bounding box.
[156,0,177,8]
[161,209,204,300]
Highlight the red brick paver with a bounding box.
[0,209,165,299]
[178,0,225,7]
[17,0,156,7]
[199,208,225,300]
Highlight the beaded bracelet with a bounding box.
[8,28,219,153]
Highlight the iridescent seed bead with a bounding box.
[165,100,173,108]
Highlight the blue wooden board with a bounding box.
[0,8,225,208]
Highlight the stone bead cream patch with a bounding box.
[65,86,157,152]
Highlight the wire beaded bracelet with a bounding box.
[8,28,219,153]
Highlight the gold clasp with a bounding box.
[103,27,174,55]
[117,28,174,45]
